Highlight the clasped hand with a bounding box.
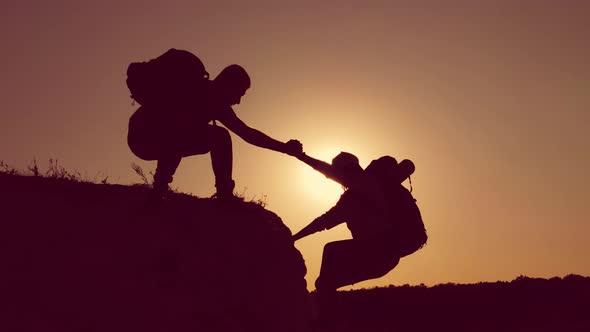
[284,139,303,156]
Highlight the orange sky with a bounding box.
[1,1,589,289]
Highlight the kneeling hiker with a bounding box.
[126,49,302,201]
[293,152,427,291]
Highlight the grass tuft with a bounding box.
[236,186,268,208]
[0,160,18,175]
[1,159,108,185]
[2,159,267,204]
[28,159,40,176]
[130,162,152,186]
[45,159,83,181]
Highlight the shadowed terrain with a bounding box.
[317,275,590,332]
[0,173,311,332]
[1,172,588,332]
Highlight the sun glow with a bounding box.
[298,147,348,205]
[299,166,344,204]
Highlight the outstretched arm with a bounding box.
[297,153,358,188]
[220,108,302,155]
[292,203,346,241]
[292,218,325,242]
[297,153,334,177]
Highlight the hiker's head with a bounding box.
[332,152,363,174]
[214,64,251,106]
[366,156,415,183]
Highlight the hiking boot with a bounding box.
[210,191,244,204]
[213,179,238,200]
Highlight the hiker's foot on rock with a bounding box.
[211,192,243,204]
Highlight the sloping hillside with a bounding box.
[0,173,311,332]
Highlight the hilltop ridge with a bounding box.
[0,173,311,332]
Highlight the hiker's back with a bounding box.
[334,184,387,239]
[350,157,427,256]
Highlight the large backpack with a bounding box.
[126,48,210,107]
[366,157,428,257]
[387,183,427,257]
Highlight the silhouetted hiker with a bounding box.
[293,152,427,293]
[126,49,302,201]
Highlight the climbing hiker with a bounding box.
[293,152,427,291]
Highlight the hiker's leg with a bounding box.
[128,106,182,198]
[180,125,234,196]
[208,126,234,196]
[153,155,182,195]
[313,239,358,323]
[128,106,166,161]
[315,240,358,292]
[315,239,399,291]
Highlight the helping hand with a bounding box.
[284,139,303,156]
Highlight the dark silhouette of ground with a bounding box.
[318,275,590,331]
[2,172,588,332]
[0,173,311,332]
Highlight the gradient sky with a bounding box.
[1,1,589,290]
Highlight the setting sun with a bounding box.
[299,164,344,204]
[296,147,348,204]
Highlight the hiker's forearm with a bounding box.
[292,207,345,241]
[293,218,326,241]
[298,153,333,176]
[242,128,286,153]
[298,153,359,188]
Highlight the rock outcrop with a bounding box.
[0,174,311,332]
